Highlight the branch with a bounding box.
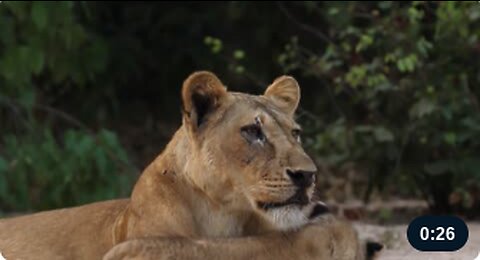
[320,78,346,119]
[34,104,138,173]
[0,97,138,173]
[276,2,335,45]
[216,49,327,123]
[35,104,94,134]
[0,95,33,132]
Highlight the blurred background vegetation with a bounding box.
[0,1,479,218]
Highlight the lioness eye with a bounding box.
[241,124,266,144]
[292,129,302,143]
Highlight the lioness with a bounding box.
[0,71,381,260]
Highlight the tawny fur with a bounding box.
[0,71,379,260]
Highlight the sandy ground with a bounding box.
[354,222,480,260]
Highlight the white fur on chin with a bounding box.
[265,205,310,231]
[264,201,329,231]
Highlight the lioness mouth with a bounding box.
[257,190,310,210]
[257,201,295,210]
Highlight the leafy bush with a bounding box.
[274,2,480,214]
[0,2,108,101]
[0,129,134,212]
[0,1,135,213]
[1,1,479,216]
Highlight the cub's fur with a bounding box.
[0,72,381,260]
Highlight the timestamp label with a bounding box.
[407,215,469,252]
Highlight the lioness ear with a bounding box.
[264,76,300,116]
[182,71,227,132]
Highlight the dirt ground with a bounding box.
[354,222,480,260]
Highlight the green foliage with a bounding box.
[204,36,223,54]
[0,2,108,97]
[0,1,134,212]
[274,2,480,213]
[1,1,479,215]
[0,129,134,212]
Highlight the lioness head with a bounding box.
[181,71,318,230]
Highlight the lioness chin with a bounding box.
[0,71,381,260]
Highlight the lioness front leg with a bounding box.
[103,202,347,260]
[103,222,347,260]
[103,201,381,260]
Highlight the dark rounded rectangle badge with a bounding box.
[407,215,469,252]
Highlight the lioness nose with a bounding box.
[286,169,315,188]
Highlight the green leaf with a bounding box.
[0,16,15,46]
[354,125,374,133]
[64,24,87,50]
[19,89,35,109]
[328,7,339,15]
[408,7,424,23]
[426,85,435,94]
[409,99,436,119]
[204,36,213,45]
[99,129,118,148]
[95,149,108,178]
[0,157,7,172]
[384,53,397,63]
[204,36,223,54]
[373,127,395,142]
[396,59,405,72]
[404,58,413,72]
[212,38,223,53]
[31,49,45,75]
[345,65,367,88]
[233,49,245,60]
[235,65,245,74]
[417,37,433,56]
[443,132,456,145]
[86,39,108,73]
[469,7,480,21]
[355,34,374,53]
[31,2,48,30]
[378,2,392,10]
